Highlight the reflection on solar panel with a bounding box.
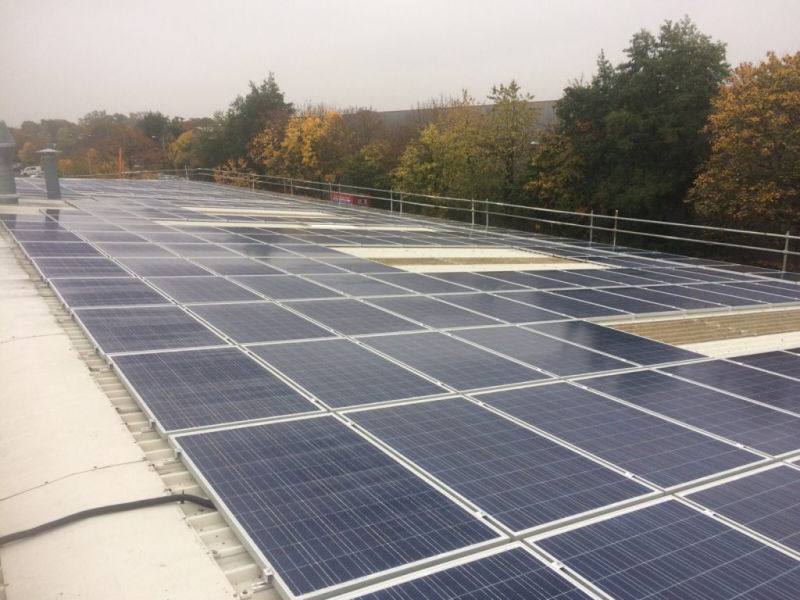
[285,298,421,335]
[251,338,445,407]
[550,288,672,314]
[498,290,626,318]
[688,466,800,552]
[49,277,168,307]
[481,383,759,487]
[367,296,498,329]
[362,332,548,390]
[349,398,650,531]
[113,347,317,431]
[665,360,800,413]
[94,242,176,257]
[176,417,499,596]
[10,229,82,242]
[233,274,343,300]
[538,501,800,599]
[455,326,630,376]
[147,276,261,303]
[583,370,800,455]
[528,320,700,365]
[117,257,212,277]
[370,272,472,293]
[190,302,332,343]
[430,272,526,291]
[306,273,413,297]
[75,305,224,353]
[192,257,283,275]
[354,547,589,600]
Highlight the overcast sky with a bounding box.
[2,0,798,127]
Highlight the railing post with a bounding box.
[485,199,490,231]
[612,209,619,249]
[399,194,403,215]
[389,189,394,213]
[251,174,255,191]
[782,230,790,272]
[589,209,594,243]
[471,198,475,228]
[329,181,333,202]
[289,179,293,196]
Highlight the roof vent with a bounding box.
[0,121,19,205]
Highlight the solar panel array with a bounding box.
[5,177,800,599]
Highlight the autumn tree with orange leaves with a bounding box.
[690,52,800,234]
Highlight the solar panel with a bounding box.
[285,298,422,335]
[498,291,627,318]
[665,360,800,414]
[537,501,800,599]
[162,243,239,258]
[653,284,757,307]
[732,350,800,380]
[437,293,563,324]
[112,347,317,431]
[550,288,672,314]
[305,273,413,297]
[190,302,332,343]
[688,466,800,552]
[176,417,499,597]
[192,257,283,275]
[94,242,177,258]
[49,277,168,307]
[480,383,760,487]
[454,326,630,376]
[253,257,346,274]
[354,546,589,600]
[362,332,548,390]
[599,285,720,310]
[316,257,402,273]
[250,338,445,407]
[74,305,225,354]
[9,229,82,242]
[34,257,131,278]
[369,272,472,294]
[20,241,102,257]
[232,274,343,300]
[689,282,788,304]
[583,370,800,455]
[117,257,212,277]
[349,398,650,531]
[147,276,261,303]
[366,296,499,329]
[527,321,700,365]
[429,272,527,291]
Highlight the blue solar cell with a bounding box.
[732,351,800,380]
[480,383,759,487]
[233,275,343,300]
[162,243,239,258]
[94,242,176,257]
[113,347,317,431]
[254,257,346,274]
[653,285,757,307]
[20,241,102,257]
[349,398,649,531]
[190,302,332,343]
[583,370,800,455]
[436,293,562,324]
[75,305,225,353]
[10,229,82,242]
[366,296,499,329]
[355,547,589,600]
[454,326,629,376]
[306,273,413,296]
[316,257,402,273]
[118,257,212,277]
[689,466,800,552]
[147,276,261,303]
[362,332,549,390]
[285,298,421,335]
[34,257,130,278]
[665,360,800,413]
[251,338,446,407]
[601,285,721,310]
[538,501,800,599]
[176,417,498,596]
[50,277,168,307]
[498,291,627,318]
[527,321,700,365]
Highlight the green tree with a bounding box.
[531,17,729,220]
[690,52,800,234]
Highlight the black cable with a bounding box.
[0,492,215,546]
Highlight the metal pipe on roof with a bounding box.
[0,121,19,204]
[37,148,61,199]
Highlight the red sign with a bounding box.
[331,192,370,207]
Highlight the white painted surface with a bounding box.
[0,234,235,600]
[681,331,800,358]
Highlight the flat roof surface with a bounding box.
[3,177,800,599]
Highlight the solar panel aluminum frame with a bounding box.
[107,347,323,436]
[330,542,598,600]
[170,413,509,600]
[342,395,662,539]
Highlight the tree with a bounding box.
[530,17,729,220]
[689,52,800,233]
